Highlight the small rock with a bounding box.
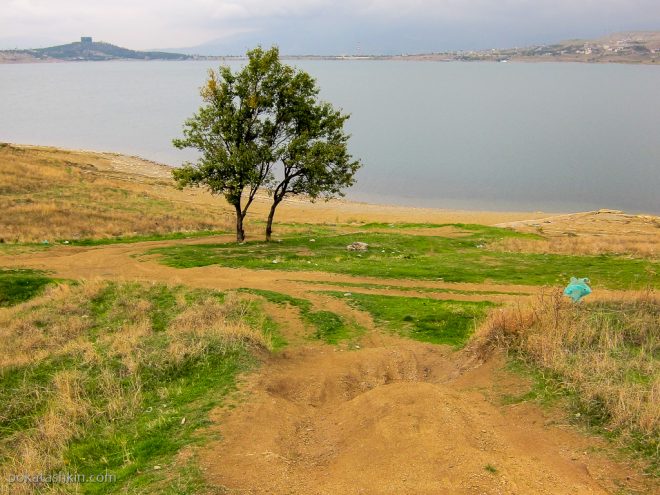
[347,242,369,252]
[181,417,186,425]
[272,259,279,264]
[153,465,161,470]
[309,239,316,242]
[343,292,352,297]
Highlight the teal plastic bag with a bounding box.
[563,277,592,302]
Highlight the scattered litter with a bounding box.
[272,259,279,264]
[181,417,186,425]
[42,240,49,245]
[563,277,592,302]
[63,240,70,245]
[347,242,369,251]
[343,292,352,297]
[309,239,316,242]
[153,465,161,470]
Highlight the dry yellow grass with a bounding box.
[494,211,660,259]
[0,280,270,494]
[472,289,659,462]
[0,144,233,242]
[489,234,659,259]
[1,143,551,243]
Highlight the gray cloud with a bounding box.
[1,0,658,53]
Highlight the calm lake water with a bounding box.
[1,60,659,213]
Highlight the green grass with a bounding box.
[501,358,572,408]
[148,225,659,289]
[295,279,525,296]
[0,282,276,493]
[503,356,659,478]
[65,230,227,246]
[242,288,361,344]
[327,292,494,347]
[0,268,54,307]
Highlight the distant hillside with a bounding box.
[0,38,193,63]
[382,31,660,64]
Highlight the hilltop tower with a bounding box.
[81,36,92,45]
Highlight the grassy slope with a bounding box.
[242,289,362,344]
[0,144,231,243]
[0,269,54,307]
[0,281,280,494]
[151,226,659,289]
[327,291,494,347]
[475,292,659,473]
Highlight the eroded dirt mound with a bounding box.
[199,342,646,494]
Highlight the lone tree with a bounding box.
[172,46,360,242]
[264,70,361,241]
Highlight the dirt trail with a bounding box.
[0,240,637,305]
[2,239,655,493]
[198,338,650,494]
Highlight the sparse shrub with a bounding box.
[471,289,659,466]
[0,281,273,492]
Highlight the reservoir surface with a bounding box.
[1,60,658,213]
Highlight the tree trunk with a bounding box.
[235,204,246,243]
[265,199,281,242]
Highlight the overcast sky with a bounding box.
[2,0,659,54]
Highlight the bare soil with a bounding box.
[197,312,652,494]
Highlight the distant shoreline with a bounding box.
[2,31,658,65]
[1,54,658,65]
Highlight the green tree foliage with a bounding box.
[265,79,361,241]
[172,47,283,242]
[172,46,360,242]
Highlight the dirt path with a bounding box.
[2,239,655,493]
[198,338,650,494]
[0,240,637,305]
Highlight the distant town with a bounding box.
[1,31,658,64]
[382,31,659,64]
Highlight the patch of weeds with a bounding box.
[65,352,251,494]
[0,268,54,307]
[65,230,227,246]
[503,356,658,477]
[147,285,179,332]
[501,357,570,408]
[0,281,273,493]
[305,310,355,345]
[241,288,360,345]
[295,279,524,296]
[327,292,494,347]
[484,464,498,474]
[149,227,658,288]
